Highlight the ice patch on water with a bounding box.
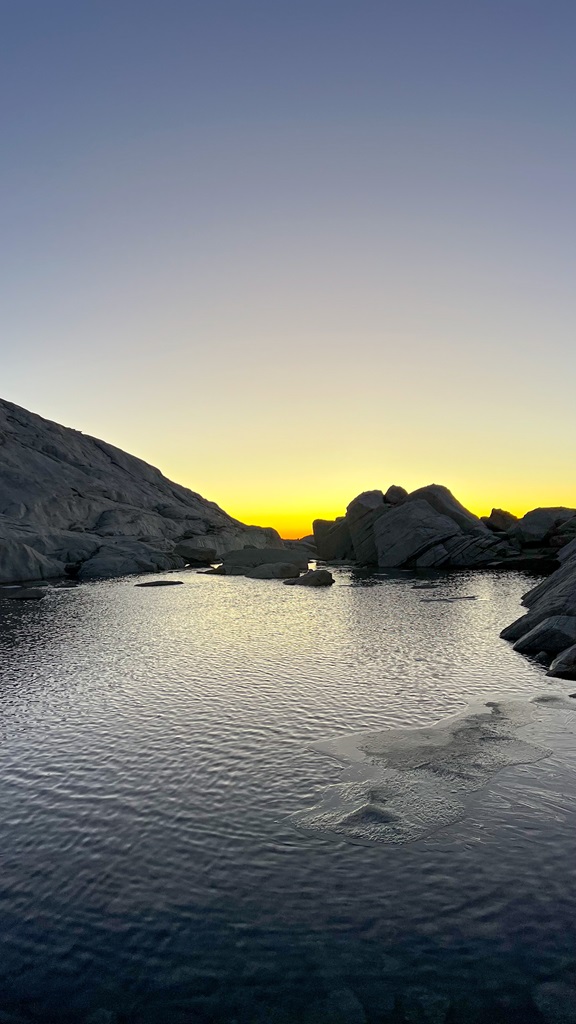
[291,695,576,845]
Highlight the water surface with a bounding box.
[1,567,575,1023]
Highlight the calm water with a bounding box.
[1,567,575,1023]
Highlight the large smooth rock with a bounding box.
[0,397,282,582]
[404,484,489,534]
[78,541,186,580]
[384,484,408,505]
[481,508,518,532]
[374,500,461,568]
[0,539,65,584]
[221,546,309,570]
[346,490,387,564]
[173,541,218,565]
[547,643,576,680]
[512,615,576,655]
[284,569,334,587]
[313,517,354,560]
[246,562,300,579]
[509,507,576,546]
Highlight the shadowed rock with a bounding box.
[134,580,184,587]
[513,615,576,655]
[404,483,490,534]
[0,397,282,583]
[312,517,354,561]
[346,490,387,564]
[482,508,518,532]
[547,643,576,679]
[509,507,576,546]
[220,546,309,570]
[246,562,300,579]
[284,569,334,587]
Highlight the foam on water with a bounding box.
[291,696,576,844]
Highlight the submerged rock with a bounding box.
[134,580,184,587]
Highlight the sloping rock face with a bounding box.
[346,490,386,564]
[0,398,281,583]
[509,507,576,546]
[313,517,354,560]
[501,538,576,677]
[404,483,488,534]
[374,500,461,567]
[482,508,518,532]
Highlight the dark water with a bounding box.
[1,567,575,1023]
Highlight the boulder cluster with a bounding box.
[202,546,333,586]
[501,537,576,679]
[313,485,575,571]
[0,398,282,584]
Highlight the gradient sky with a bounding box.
[2,1,575,536]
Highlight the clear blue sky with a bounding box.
[2,1,575,534]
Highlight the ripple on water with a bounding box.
[1,567,575,1022]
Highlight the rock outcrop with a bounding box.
[482,508,518,532]
[312,517,354,561]
[312,483,574,572]
[501,535,576,677]
[0,397,281,583]
[346,490,386,564]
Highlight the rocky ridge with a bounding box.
[0,398,282,584]
[313,484,574,571]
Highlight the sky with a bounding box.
[2,0,575,537]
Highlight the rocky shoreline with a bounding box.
[1,396,575,677]
[0,397,282,584]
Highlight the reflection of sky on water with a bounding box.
[1,568,575,1021]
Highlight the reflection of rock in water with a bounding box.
[290,697,576,845]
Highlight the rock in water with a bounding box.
[284,569,334,587]
[502,532,576,675]
[220,547,309,570]
[134,580,184,587]
[547,643,576,679]
[0,397,282,583]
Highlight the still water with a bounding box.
[0,567,575,1023]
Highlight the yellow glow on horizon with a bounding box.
[225,485,576,540]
